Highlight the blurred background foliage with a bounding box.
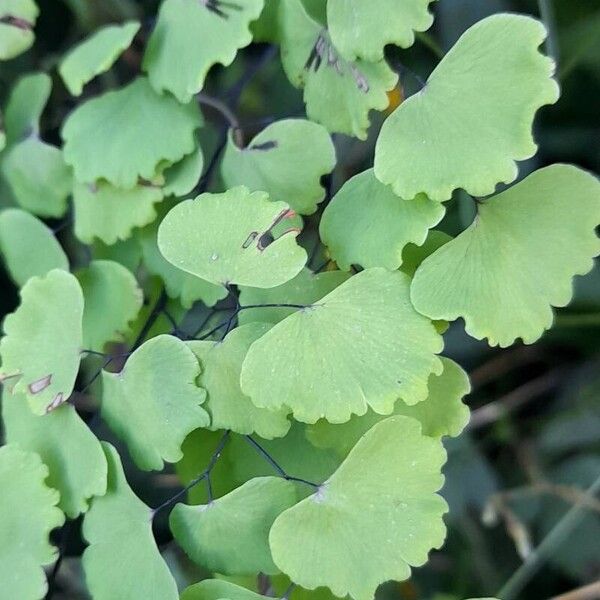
[1,1,599,599]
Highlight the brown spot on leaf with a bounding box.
[242,231,258,248]
[0,371,23,392]
[202,0,243,19]
[45,393,65,414]
[28,374,52,395]
[249,140,278,151]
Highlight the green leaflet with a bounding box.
[101,335,209,471]
[73,181,163,245]
[3,72,50,145]
[82,443,178,600]
[327,0,435,61]
[374,14,560,201]
[144,0,264,102]
[77,260,143,351]
[251,0,279,42]
[400,230,452,277]
[59,21,140,96]
[171,477,296,575]
[92,237,142,273]
[62,77,202,188]
[0,208,68,287]
[301,0,326,23]
[182,579,270,600]
[157,187,307,288]
[2,391,107,518]
[203,572,322,597]
[399,230,453,334]
[307,357,471,457]
[411,165,600,347]
[240,268,443,424]
[162,146,204,197]
[279,0,397,139]
[0,269,84,415]
[238,268,350,326]
[0,0,39,60]
[377,357,470,436]
[59,21,139,96]
[221,119,336,215]
[320,169,445,270]
[269,416,448,600]
[183,578,343,600]
[272,574,342,600]
[138,215,227,309]
[2,136,72,217]
[0,445,64,600]
[187,323,291,439]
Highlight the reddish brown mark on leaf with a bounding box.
[0,15,34,30]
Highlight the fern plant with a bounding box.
[0,1,598,599]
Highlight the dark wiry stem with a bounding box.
[244,436,321,489]
[151,431,231,517]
